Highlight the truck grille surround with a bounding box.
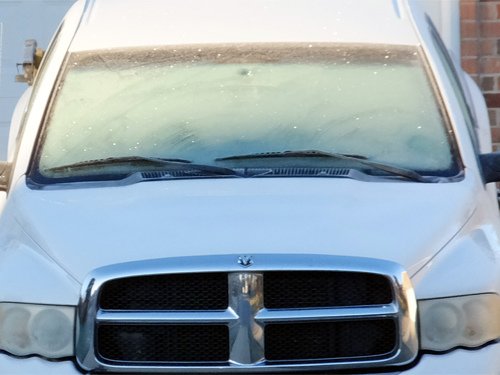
[76,254,418,373]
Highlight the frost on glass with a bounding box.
[39,44,454,178]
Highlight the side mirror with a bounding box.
[15,39,45,86]
[0,162,12,191]
[479,152,500,183]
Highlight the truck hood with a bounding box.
[10,177,475,283]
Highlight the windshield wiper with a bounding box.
[46,156,242,177]
[216,150,429,182]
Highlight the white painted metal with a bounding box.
[0,177,482,294]
[415,0,461,57]
[0,0,497,373]
[7,86,31,162]
[70,0,419,51]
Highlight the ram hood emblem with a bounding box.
[237,255,253,267]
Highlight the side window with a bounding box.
[14,23,65,155]
[426,16,480,153]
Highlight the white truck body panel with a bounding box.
[1,0,499,373]
[0,177,483,294]
[70,0,418,52]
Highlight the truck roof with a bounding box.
[69,0,421,52]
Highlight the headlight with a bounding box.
[0,303,74,358]
[419,294,500,351]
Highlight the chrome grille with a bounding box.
[77,254,418,373]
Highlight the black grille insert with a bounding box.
[97,324,229,362]
[264,271,393,308]
[99,273,228,310]
[265,319,397,361]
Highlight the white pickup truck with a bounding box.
[1,0,500,373]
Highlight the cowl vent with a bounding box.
[140,167,351,179]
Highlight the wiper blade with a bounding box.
[216,150,428,182]
[46,156,242,177]
[216,150,368,161]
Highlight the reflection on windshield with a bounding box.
[38,43,457,179]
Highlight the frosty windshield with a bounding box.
[36,43,458,179]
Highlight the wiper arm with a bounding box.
[216,150,429,182]
[46,156,242,177]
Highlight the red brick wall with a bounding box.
[461,0,500,147]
